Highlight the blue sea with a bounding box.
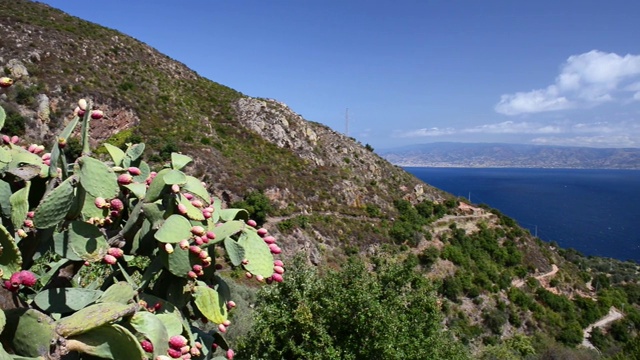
[405,167,640,262]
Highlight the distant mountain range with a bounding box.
[379,142,640,169]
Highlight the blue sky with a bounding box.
[38,0,640,149]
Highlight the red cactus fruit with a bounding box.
[226,349,235,360]
[222,319,231,327]
[272,273,284,283]
[171,184,180,193]
[110,198,124,211]
[217,323,227,333]
[3,280,17,292]
[257,228,268,237]
[107,247,124,258]
[226,301,236,310]
[18,270,37,287]
[140,339,154,352]
[247,219,257,227]
[179,239,190,250]
[10,135,19,144]
[206,231,216,240]
[177,204,188,215]
[187,271,197,279]
[9,272,22,288]
[78,98,87,110]
[90,110,104,119]
[245,272,253,279]
[202,210,212,219]
[268,243,282,254]
[2,135,10,144]
[263,236,276,244]
[117,173,133,185]
[273,265,285,274]
[103,254,117,265]
[16,229,27,238]
[189,245,202,254]
[192,264,203,273]
[190,199,203,208]
[168,335,188,349]
[256,275,265,282]
[165,243,174,254]
[274,259,284,267]
[180,345,191,354]
[190,347,201,357]
[190,226,205,236]
[167,348,182,358]
[128,166,141,175]
[58,137,67,148]
[23,219,34,228]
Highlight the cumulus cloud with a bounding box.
[495,50,640,115]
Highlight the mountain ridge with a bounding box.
[380,141,640,169]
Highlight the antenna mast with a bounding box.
[345,108,349,137]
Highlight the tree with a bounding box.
[238,255,470,360]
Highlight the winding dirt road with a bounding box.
[581,307,624,350]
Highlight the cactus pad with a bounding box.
[9,180,30,231]
[128,311,170,358]
[176,194,204,221]
[0,180,11,217]
[163,169,187,185]
[64,221,109,261]
[98,281,136,304]
[55,302,138,338]
[33,176,76,229]
[3,309,56,358]
[122,143,145,168]
[144,168,171,203]
[65,324,145,360]
[224,237,245,266]
[193,285,227,324]
[155,214,191,243]
[78,156,119,199]
[103,143,125,167]
[170,153,192,171]
[208,220,244,245]
[33,287,103,314]
[0,224,22,278]
[218,208,249,222]
[238,230,274,278]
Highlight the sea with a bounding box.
[405,167,640,263]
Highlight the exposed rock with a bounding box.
[36,93,50,122]
[6,59,29,79]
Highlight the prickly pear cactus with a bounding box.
[0,77,286,359]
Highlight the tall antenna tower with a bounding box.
[345,108,349,137]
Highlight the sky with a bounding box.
[37,0,640,149]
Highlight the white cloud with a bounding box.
[397,127,455,137]
[463,121,562,134]
[496,50,640,115]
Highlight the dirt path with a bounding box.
[535,264,559,280]
[512,264,558,288]
[581,307,624,350]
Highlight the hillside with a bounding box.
[2,1,640,358]
[380,142,640,169]
[0,0,452,260]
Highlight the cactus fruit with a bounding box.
[0,77,13,88]
[169,335,188,349]
[141,339,154,352]
[103,254,117,265]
